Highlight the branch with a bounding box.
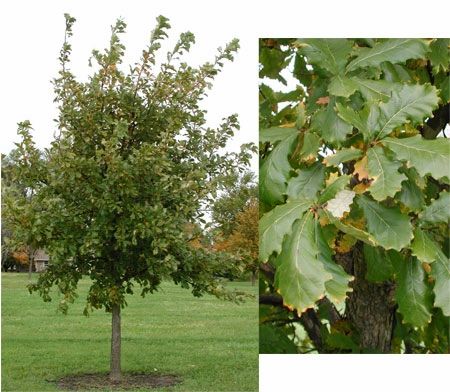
[259,263,275,282]
[421,104,450,140]
[259,293,283,307]
[259,293,326,352]
[318,297,342,325]
[299,308,325,352]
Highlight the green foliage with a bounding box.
[4,15,254,314]
[259,38,450,354]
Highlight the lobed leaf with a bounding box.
[410,227,440,264]
[396,178,425,212]
[328,75,358,97]
[366,146,406,201]
[324,148,363,167]
[346,39,429,72]
[383,136,450,180]
[298,132,321,162]
[286,162,325,201]
[363,244,395,283]
[275,211,332,313]
[260,127,298,144]
[300,39,352,75]
[420,192,450,224]
[430,247,450,316]
[259,199,312,262]
[350,77,398,102]
[395,256,433,328]
[314,220,353,303]
[260,133,296,205]
[373,84,440,141]
[311,99,353,145]
[357,195,413,251]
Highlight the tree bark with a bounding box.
[28,246,34,281]
[339,244,396,353]
[110,304,121,382]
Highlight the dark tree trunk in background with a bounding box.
[338,244,396,353]
[28,246,34,281]
[110,304,121,382]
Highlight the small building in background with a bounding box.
[34,249,49,272]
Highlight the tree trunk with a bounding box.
[339,244,396,353]
[110,304,121,382]
[251,270,257,286]
[28,246,34,281]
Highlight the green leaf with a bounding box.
[315,221,353,303]
[318,175,351,204]
[410,227,440,264]
[351,77,400,102]
[366,146,406,201]
[420,192,450,224]
[363,244,395,283]
[357,195,413,251]
[324,148,363,167]
[373,84,440,141]
[381,63,413,83]
[429,39,449,74]
[311,99,353,144]
[326,332,359,352]
[395,256,432,327]
[259,46,291,82]
[439,76,449,103]
[346,39,429,72]
[328,75,358,97]
[324,211,377,246]
[260,127,297,144]
[259,324,298,354]
[299,39,352,75]
[396,179,425,212]
[430,247,450,316]
[286,162,325,201]
[383,136,450,180]
[260,133,296,205]
[335,102,368,134]
[259,199,312,262]
[275,211,332,313]
[299,132,321,162]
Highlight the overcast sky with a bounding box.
[2,1,449,173]
[0,1,263,168]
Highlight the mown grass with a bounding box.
[1,273,258,392]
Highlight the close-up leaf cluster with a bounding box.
[259,38,450,353]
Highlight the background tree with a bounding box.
[6,14,254,382]
[211,171,258,283]
[212,170,258,236]
[259,38,450,354]
[2,131,46,279]
[214,198,259,284]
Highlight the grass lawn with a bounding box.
[1,273,258,392]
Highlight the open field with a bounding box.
[1,273,258,392]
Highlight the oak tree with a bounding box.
[6,14,253,381]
